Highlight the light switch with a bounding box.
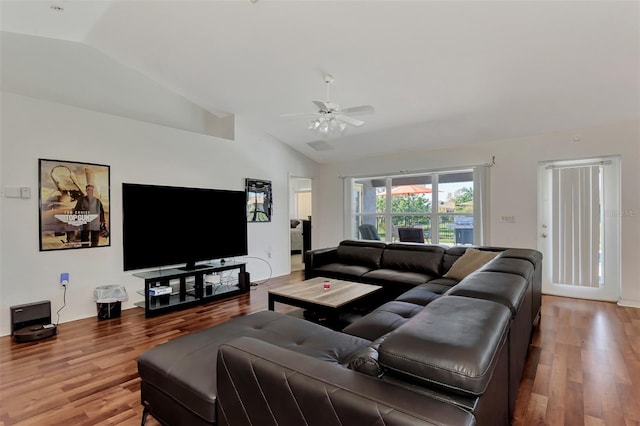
[20,187,31,199]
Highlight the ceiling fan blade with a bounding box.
[312,100,331,112]
[339,105,375,115]
[280,112,321,118]
[335,114,365,127]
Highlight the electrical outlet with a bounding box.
[60,272,69,285]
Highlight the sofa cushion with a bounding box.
[482,256,534,280]
[336,240,387,268]
[378,296,511,396]
[394,285,442,305]
[418,278,459,294]
[499,248,543,267]
[138,310,370,423]
[446,271,528,317]
[358,244,446,289]
[342,301,424,341]
[313,263,378,280]
[381,243,445,275]
[360,269,437,288]
[443,248,499,280]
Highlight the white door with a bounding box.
[538,157,621,301]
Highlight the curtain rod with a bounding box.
[545,160,612,170]
[338,162,493,180]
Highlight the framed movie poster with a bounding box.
[246,178,272,222]
[39,159,111,251]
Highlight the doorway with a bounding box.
[289,176,313,272]
[537,156,621,301]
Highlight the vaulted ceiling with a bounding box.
[2,1,638,163]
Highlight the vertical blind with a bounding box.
[551,165,602,287]
[473,165,489,245]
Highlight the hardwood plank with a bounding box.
[1,275,639,426]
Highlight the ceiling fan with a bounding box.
[281,75,374,135]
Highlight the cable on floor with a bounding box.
[242,256,273,286]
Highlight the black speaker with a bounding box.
[10,300,57,342]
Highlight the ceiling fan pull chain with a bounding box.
[324,74,334,102]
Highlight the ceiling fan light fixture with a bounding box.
[308,119,321,130]
[290,74,373,136]
[318,121,330,134]
[308,115,348,136]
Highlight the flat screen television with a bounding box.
[122,183,247,271]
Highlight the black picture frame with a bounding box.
[246,178,272,222]
[38,159,111,251]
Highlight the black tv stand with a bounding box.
[133,262,248,318]
[179,263,215,272]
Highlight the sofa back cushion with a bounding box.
[480,256,534,280]
[446,271,528,316]
[381,243,445,275]
[336,240,386,268]
[499,248,543,265]
[378,296,511,396]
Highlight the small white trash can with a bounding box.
[94,285,128,320]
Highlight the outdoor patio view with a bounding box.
[353,171,474,245]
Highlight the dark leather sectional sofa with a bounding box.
[137,240,542,426]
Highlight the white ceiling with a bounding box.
[1,1,639,163]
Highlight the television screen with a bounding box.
[122,183,247,271]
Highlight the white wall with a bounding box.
[2,92,637,338]
[314,121,640,307]
[0,92,318,335]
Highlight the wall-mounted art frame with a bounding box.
[39,159,111,251]
[246,178,272,222]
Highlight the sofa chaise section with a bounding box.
[216,295,512,425]
[138,310,372,425]
[216,337,477,426]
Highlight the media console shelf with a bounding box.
[133,262,248,318]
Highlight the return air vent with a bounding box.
[307,140,333,151]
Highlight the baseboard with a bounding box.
[617,299,640,309]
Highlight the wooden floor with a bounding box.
[1,271,638,426]
[290,253,304,271]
